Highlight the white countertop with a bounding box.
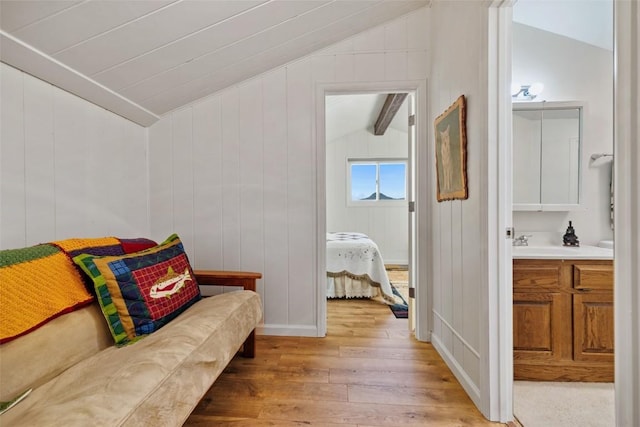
[512,245,614,260]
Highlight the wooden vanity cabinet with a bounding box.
[513,259,614,382]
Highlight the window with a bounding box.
[348,159,407,203]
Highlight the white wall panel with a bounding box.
[451,202,463,332]
[262,69,290,326]
[221,90,241,271]
[334,54,355,82]
[170,108,195,255]
[54,88,87,238]
[427,1,507,419]
[23,73,55,245]
[118,119,147,237]
[192,96,224,269]
[238,79,265,298]
[147,8,430,335]
[148,116,173,239]
[438,203,453,323]
[0,64,148,249]
[385,52,408,81]
[354,53,385,82]
[84,102,112,233]
[286,59,315,327]
[0,64,26,248]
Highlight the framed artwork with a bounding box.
[434,95,468,201]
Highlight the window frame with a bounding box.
[346,158,408,207]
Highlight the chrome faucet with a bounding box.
[513,234,532,246]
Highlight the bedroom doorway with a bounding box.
[323,91,416,334]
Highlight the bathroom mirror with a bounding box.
[513,101,583,211]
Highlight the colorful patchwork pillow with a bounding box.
[0,244,93,344]
[73,234,201,346]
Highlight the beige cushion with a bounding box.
[0,291,262,427]
[0,302,112,402]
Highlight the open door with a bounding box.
[407,92,417,334]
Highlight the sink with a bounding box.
[513,245,613,260]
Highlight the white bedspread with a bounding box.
[326,232,397,304]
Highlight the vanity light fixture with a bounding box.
[511,82,544,100]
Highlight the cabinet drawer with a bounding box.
[513,261,562,290]
[573,264,613,291]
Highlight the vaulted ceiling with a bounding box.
[0,0,428,126]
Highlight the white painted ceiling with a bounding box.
[325,93,408,142]
[0,0,610,127]
[0,0,428,125]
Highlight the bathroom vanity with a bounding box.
[512,246,613,382]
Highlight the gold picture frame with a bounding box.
[434,95,468,201]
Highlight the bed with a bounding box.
[326,232,397,304]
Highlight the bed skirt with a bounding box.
[326,275,385,301]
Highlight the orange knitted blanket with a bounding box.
[0,244,93,344]
[1,237,157,344]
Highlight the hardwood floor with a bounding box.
[185,297,505,426]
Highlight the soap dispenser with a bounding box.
[563,221,580,247]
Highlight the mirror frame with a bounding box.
[512,101,585,211]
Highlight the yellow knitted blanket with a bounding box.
[0,244,93,344]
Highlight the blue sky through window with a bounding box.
[350,161,406,201]
[351,164,376,200]
[380,163,406,199]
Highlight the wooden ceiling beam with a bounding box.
[374,93,407,135]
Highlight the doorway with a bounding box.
[315,83,425,339]
[324,92,414,331]
[510,1,615,425]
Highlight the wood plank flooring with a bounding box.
[185,297,506,426]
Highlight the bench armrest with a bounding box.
[192,270,261,358]
[193,270,262,291]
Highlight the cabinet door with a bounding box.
[573,292,614,363]
[513,292,572,362]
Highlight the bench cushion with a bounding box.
[0,290,262,426]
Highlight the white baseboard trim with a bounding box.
[257,324,319,337]
[431,332,482,410]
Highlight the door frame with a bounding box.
[315,80,429,338]
[613,1,640,425]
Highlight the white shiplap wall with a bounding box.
[0,63,148,249]
[428,0,491,414]
[148,7,429,335]
[326,127,409,264]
